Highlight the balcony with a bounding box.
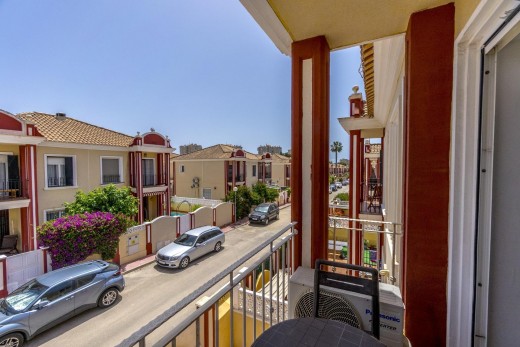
[0,179,23,200]
[360,180,382,214]
[235,174,245,182]
[117,217,402,346]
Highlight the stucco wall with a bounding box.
[174,160,225,199]
[193,206,213,228]
[36,146,128,223]
[118,227,147,265]
[214,202,232,227]
[149,216,177,253]
[271,163,286,186]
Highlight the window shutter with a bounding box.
[7,155,19,190]
[65,157,74,186]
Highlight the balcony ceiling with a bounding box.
[245,0,452,53]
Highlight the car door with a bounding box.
[268,205,276,220]
[28,280,75,336]
[192,233,209,260]
[205,230,218,250]
[73,274,101,313]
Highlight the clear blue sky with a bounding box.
[0,0,363,161]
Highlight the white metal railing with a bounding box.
[328,216,402,286]
[116,222,298,347]
[171,196,222,208]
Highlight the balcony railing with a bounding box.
[102,175,122,184]
[235,174,245,182]
[142,174,156,187]
[328,216,402,287]
[360,181,383,214]
[47,177,73,188]
[117,222,298,347]
[0,179,23,200]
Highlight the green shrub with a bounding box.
[334,192,349,202]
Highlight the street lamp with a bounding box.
[233,186,238,223]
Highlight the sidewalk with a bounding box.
[121,203,291,274]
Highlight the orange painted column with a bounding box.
[402,4,453,346]
[291,36,330,268]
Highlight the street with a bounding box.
[329,182,349,203]
[26,206,293,346]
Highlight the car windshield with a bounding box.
[5,279,49,312]
[174,233,198,247]
[255,206,269,213]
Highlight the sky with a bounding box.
[0,0,364,161]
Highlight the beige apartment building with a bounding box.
[0,110,173,252]
[171,144,290,200]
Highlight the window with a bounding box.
[46,155,74,188]
[203,188,212,199]
[45,209,66,222]
[76,274,96,288]
[41,280,74,302]
[252,165,257,177]
[101,157,122,184]
[142,158,155,186]
[180,165,185,173]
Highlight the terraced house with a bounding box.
[0,110,173,253]
[171,144,290,200]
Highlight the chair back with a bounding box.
[1,235,18,250]
[314,259,380,339]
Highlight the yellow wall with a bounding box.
[0,144,20,155]
[271,163,287,186]
[247,161,259,187]
[174,160,226,199]
[193,206,213,228]
[118,228,147,265]
[36,146,128,223]
[454,0,479,38]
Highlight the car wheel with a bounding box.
[98,288,119,308]
[180,257,190,269]
[0,333,24,347]
[264,218,269,225]
[214,241,222,252]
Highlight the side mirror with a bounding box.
[33,300,50,310]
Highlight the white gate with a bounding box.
[179,214,191,235]
[6,249,45,293]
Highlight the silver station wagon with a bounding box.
[0,260,125,346]
[156,226,225,269]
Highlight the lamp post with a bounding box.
[233,186,238,223]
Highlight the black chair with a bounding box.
[0,235,19,255]
[314,259,380,339]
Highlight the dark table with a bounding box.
[251,317,385,347]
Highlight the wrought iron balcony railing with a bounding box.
[102,175,122,184]
[0,179,23,200]
[47,176,73,188]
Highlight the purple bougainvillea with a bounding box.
[38,212,131,269]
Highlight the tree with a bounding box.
[64,184,138,218]
[252,182,279,203]
[224,185,258,220]
[330,141,343,176]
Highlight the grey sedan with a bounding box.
[0,260,125,346]
[155,226,225,269]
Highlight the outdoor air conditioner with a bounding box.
[289,266,404,347]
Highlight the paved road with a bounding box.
[26,206,293,347]
[329,183,349,203]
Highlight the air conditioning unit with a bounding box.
[289,266,404,347]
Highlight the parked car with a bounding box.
[0,260,124,346]
[249,203,279,225]
[330,184,337,192]
[335,182,342,189]
[342,179,349,185]
[156,226,225,269]
[329,186,333,194]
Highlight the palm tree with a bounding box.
[330,141,343,176]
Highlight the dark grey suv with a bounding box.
[249,203,279,225]
[0,260,125,346]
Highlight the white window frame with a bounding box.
[44,208,66,222]
[100,156,124,185]
[252,164,257,177]
[202,187,212,199]
[44,154,77,189]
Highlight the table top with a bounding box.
[251,317,385,347]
